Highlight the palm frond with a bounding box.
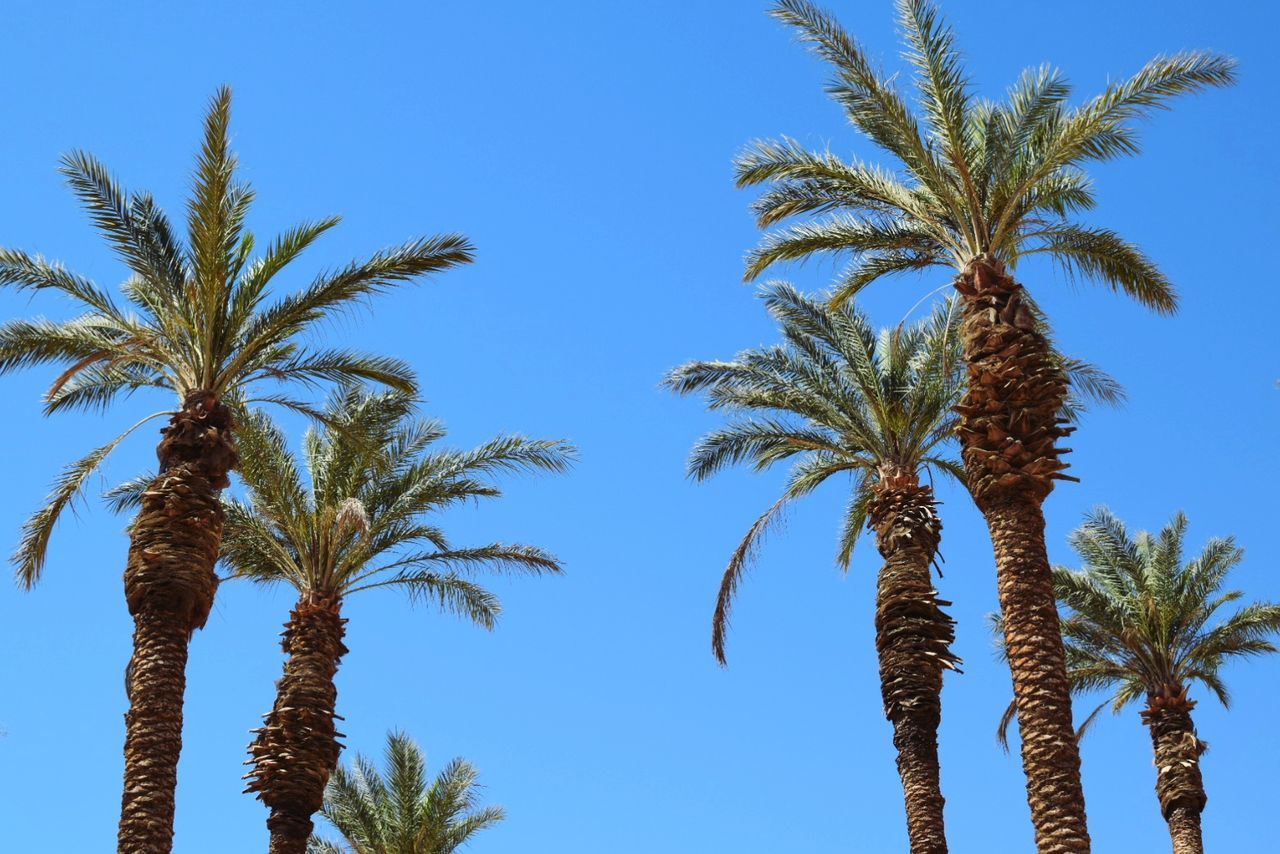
[13,412,169,586]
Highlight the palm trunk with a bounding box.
[953,257,1089,853]
[1144,686,1207,854]
[867,476,958,854]
[245,594,348,854]
[119,392,235,854]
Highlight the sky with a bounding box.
[0,1,1277,852]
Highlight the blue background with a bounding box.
[1,1,1276,851]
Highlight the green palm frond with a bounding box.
[744,0,1233,311]
[222,389,570,626]
[13,411,170,587]
[314,731,503,854]
[1020,224,1176,313]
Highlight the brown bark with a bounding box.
[867,476,958,854]
[1166,807,1204,854]
[1143,686,1207,854]
[953,257,1090,853]
[245,594,349,854]
[119,391,236,854]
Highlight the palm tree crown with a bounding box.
[666,283,965,661]
[222,387,574,620]
[741,0,1235,307]
[1,87,475,585]
[308,732,504,854]
[1054,508,1280,722]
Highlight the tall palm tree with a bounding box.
[219,388,572,853]
[0,89,474,853]
[308,731,504,854]
[666,284,965,853]
[738,2,1234,847]
[996,509,1280,854]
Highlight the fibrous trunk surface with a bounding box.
[1144,686,1207,854]
[119,392,236,854]
[953,257,1090,854]
[868,478,958,854]
[245,595,349,854]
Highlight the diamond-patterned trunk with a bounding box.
[953,257,1090,853]
[867,474,958,854]
[245,595,349,854]
[1143,686,1207,854]
[119,391,237,854]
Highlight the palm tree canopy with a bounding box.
[666,283,965,659]
[740,0,1235,308]
[997,508,1280,747]
[2,87,475,586]
[1054,508,1280,715]
[217,387,573,629]
[308,731,504,854]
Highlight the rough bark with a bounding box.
[245,595,349,854]
[1143,686,1207,854]
[867,475,958,854]
[1166,807,1204,854]
[119,391,236,854]
[953,257,1090,853]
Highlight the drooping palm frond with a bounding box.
[12,411,170,587]
[309,731,504,854]
[222,387,573,626]
[667,285,965,662]
[742,0,1234,309]
[2,87,476,584]
[994,508,1280,747]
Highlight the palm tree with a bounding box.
[308,731,504,854]
[0,89,474,853]
[738,2,1234,847]
[219,388,572,853]
[996,509,1280,854]
[666,284,965,853]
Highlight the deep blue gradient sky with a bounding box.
[1,2,1276,851]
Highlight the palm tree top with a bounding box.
[740,0,1235,308]
[666,284,965,661]
[1053,507,1280,717]
[309,731,504,854]
[218,387,574,629]
[668,281,965,486]
[2,87,475,586]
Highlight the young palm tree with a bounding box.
[996,510,1280,854]
[666,284,965,854]
[220,388,572,853]
[307,731,504,854]
[739,2,1234,847]
[0,89,474,853]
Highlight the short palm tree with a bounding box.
[308,731,504,854]
[739,2,1234,847]
[0,89,474,853]
[666,284,965,853]
[221,388,572,853]
[997,509,1280,854]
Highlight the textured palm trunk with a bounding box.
[952,257,1089,853]
[119,391,237,854]
[245,594,349,854]
[1143,686,1207,854]
[867,474,959,854]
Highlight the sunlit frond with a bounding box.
[315,731,504,853]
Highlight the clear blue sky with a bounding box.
[1,1,1276,851]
